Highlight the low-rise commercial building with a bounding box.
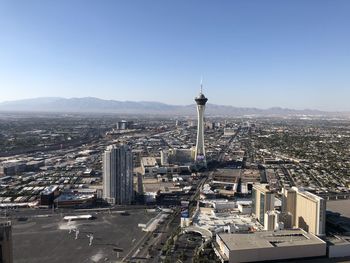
[215,229,326,263]
[54,193,95,208]
[0,160,26,176]
[326,199,350,258]
[141,157,158,176]
[40,185,60,206]
[327,234,350,258]
[166,148,194,164]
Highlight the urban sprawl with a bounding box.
[1,91,350,263]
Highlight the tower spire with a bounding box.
[200,77,203,94]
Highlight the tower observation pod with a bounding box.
[194,82,208,167]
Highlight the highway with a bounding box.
[217,127,240,163]
[123,174,207,262]
[133,210,180,263]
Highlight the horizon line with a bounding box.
[0,96,348,113]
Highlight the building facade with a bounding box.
[282,187,326,236]
[251,184,275,226]
[116,120,133,130]
[103,144,134,205]
[264,210,281,231]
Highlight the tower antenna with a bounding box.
[200,77,203,94]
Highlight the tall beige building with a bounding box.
[0,221,13,263]
[282,187,326,236]
[264,210,281,231]
[252,184,275,225]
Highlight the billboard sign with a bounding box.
[181,201,190,218]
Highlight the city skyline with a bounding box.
[2,1,350,263]
[1,1,350,111]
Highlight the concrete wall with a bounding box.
[216,234,230,258]
[329,243,350,258]
[0,222,13,263]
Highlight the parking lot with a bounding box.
[12,209,157,263]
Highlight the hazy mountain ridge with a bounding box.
[0,97,344,116]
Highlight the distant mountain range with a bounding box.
[0,97,346,117]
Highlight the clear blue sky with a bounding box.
[1,0,350,110]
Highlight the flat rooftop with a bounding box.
[55,193,95,201]
[218,229,325,251]
[241,169,260,182]
[327,199,350,234]
[141,157,158,166]
[213,169,241,183]
[143,181,175,193]
[297,188,324,201]
[327,199,350,218]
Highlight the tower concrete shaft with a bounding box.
[195,104,206,159]
[194,90,208,163]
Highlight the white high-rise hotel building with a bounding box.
[194,84,208,165]
[103,144,133,205]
